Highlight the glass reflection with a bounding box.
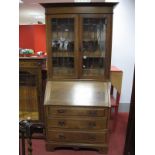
[51,18,75,76]
[72,84,94,105]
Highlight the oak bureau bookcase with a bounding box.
[41,2,117,153]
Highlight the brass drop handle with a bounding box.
[58,133,65,139]
[88,135,96,141]
[88,121,96,128]
[57,109,66,114]
[58,120,66,126]
[88,111,97,116]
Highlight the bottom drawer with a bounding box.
[47,130,108,144]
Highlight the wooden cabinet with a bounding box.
[42,2,117,153]
[19,58,46,122]
[110,66,123,94]
[44,81,110,153]
[42,2,117,81]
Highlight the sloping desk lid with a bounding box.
[44,81,111,107]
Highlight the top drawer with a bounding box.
[19,61,42,68]
[47,106,109,117]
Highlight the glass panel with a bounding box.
[82,18,106,77]
[51,18,75,76]
[52,57,74,75]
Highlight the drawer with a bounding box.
[47,130,108,144]
[19,61,42,68]
[47,117,108,130]
[47,106,109,117]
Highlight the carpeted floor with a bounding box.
[22,112,128,155]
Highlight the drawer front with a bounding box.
[47,106,109,117]
[47,117,107,130]
[47,130,108,144]
[19,61,42,68]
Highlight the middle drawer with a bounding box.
[47,117,107,130]
[47,117,108,130]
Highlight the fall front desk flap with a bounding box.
[44,81,111,107]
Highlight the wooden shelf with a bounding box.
[53,52,74,57]
[53,67,74,75]
[82,68,104,76]
[83,51,105,58]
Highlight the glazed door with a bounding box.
[79,15,112,80]
[47,15,78,79]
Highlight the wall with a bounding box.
[19,24,46,53]
[111,0,135,112]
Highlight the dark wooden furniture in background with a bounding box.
[41,2,118,154]
[19,57,46,122]
[19,120,44,155]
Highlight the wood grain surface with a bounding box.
[44,81,110,107]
